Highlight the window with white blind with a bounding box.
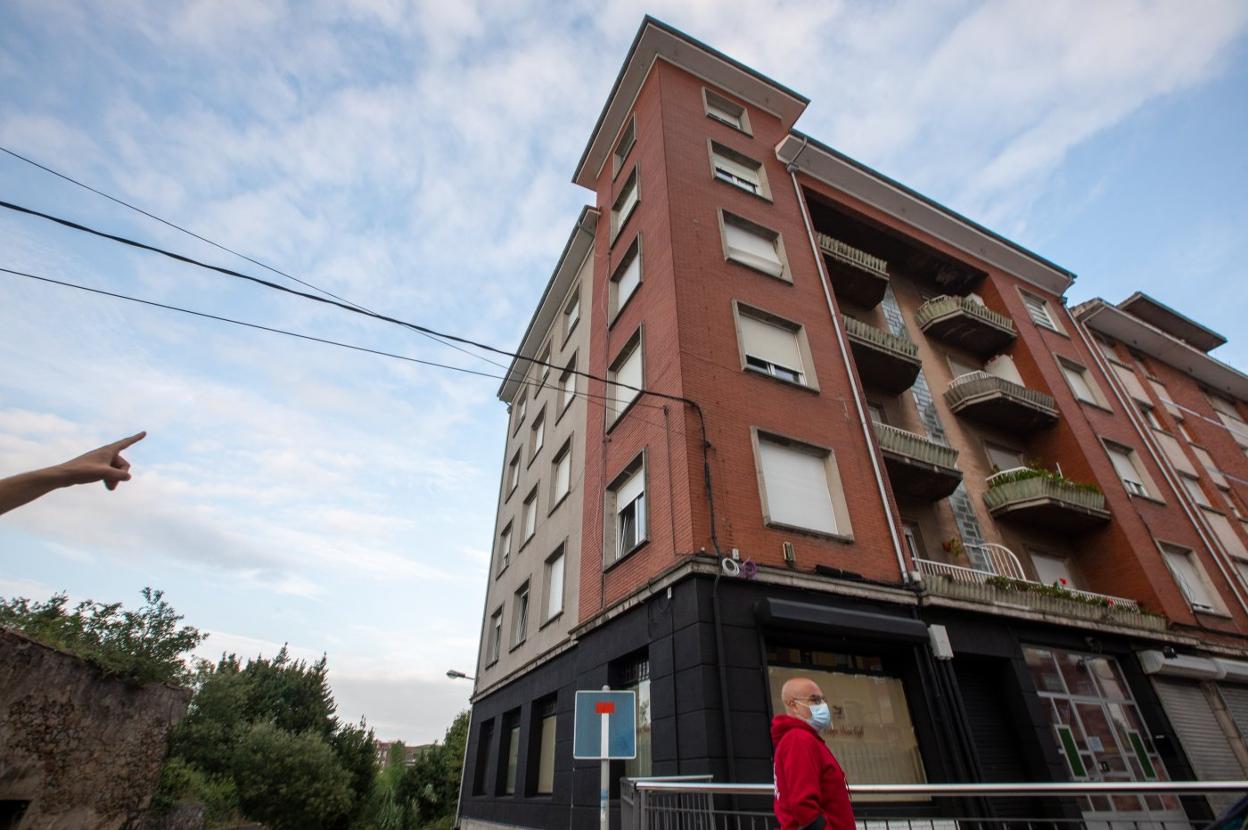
[1105,442,1155,499]
[536,343,551,385]
[1161,543,1221,614]
[563,290,581,339]
[511,582,529,647]
[529,409,545,458]
[1180,475,1211,507]
[559,359,576,413]
[703,88,750,133]
[710,141,767,197]
[612,114,636,177]
[1020,290,1061,332]
[544,546,565,621]
[486,607,503,665]
[949,355,982,380]
[1203,508,1248,560]
[736,305,812,387]
[1059,358,1104,406]
[606,459,647,564]
[1192,445,1229,488]
[1139,403,1163,431]
[534,697,557,794]
[985,443,1026,473]
[1110,361,1150,403]
[1150,378,1182,418]
[610,236,642,319]
[607,333,643,424]
[1154,430,1197,476]
[611,168,639,241]
[507,450,520,497]
[551,441,572,504]
[512,394,527,434]
[756,433,847,537]
[497,523,513,575]
[1031,550,1077,588]
[721,211,786,280]
[523,488,538,541]
[1209,395,1248,447]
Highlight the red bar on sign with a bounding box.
[595,701,615,714]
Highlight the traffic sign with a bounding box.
[572,689,637,760]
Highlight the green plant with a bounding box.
[0,587,205,685]
[986,466,1102,495]
[982,576,1162,619]
[941,537,967,560]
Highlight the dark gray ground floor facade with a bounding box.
[458,571,1226,829]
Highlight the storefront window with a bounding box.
[766,648,926,796]
[619,655,651,778]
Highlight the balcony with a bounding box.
[912,547,1165,633]
[983,468,1110,530]
[915,294,1016,356]
[944,371,1059,433]
[843,316,922,393]
[873,422,962,500]
[817,233,889,308]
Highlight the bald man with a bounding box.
[771,676,855,830]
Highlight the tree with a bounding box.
[0,587,205,685]
[232,722,354,830]
[331,719,378,828]
[397,711,470,828]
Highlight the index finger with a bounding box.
[108,431,147,452]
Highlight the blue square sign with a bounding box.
[572,690,637,760]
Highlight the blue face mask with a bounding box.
[806,701,831,730]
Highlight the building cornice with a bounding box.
[497,207,598,403]
[572,16,808,189]
[776,132,1076,297]
[1074,298,1248,401]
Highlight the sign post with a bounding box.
[573,687,637,830]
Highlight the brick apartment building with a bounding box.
[458,18,1248,829]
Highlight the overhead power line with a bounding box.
[0,146,510,373]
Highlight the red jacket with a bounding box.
[771,715,855,830]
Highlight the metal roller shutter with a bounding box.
[1153,679,1243,815]
[1218,684,1248,742]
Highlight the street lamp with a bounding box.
[446,669,475,680]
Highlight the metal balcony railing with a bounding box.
[817,233,888,277]
[621,778,1248,830]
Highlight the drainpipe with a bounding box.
[1073,306,1248,618]
[787,167,910,582]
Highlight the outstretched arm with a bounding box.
[0,432,146,516]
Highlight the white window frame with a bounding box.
[551,440,572,506]
[733,301,817,390]
[559,358,577,414]
[506,450,521,498]
[563,289,581,342]
[543,545,565,622]
[512,394,527,435]
[611,166,640,243]
[720,210,788,281]
[607,329,643,427]
[486,606,503,665]
[522,487,538,542]
[609,235,642,322]
[1180,474,1211,507]
[606,454,648,566]
[1019,288,1064,333]
[1160,542,1224,615]
[497,523,513,576]
[529,407,546,462]
[511,581,530,648]
[709,140,769,199]
[703,87,751,134]
[1104,440,1157,500]
[612,114,636,178]
[752,429,853,540]
[1058,357,1106,407]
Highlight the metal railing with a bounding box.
[622,779,1248,830]
[912,556,1143,612]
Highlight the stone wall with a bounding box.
[0,628,192,830]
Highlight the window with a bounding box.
[503,716,521,795]
[536,343,551,386]
[559,359,577,413]
[472,720,494,795]
[710,141,767,197]
[511,582,529,648]
[523,488,538,542]
[1180,474,1211,507]
[1020,290,1061,332]
[512,395,527,434]
[1031,550,1076,587]
[610,236,642,319]
[607,458,647,563]
[544,546,565,621]
[1192,446,1229,488]
[497,524,513,575]
[901,520,925,561]
[949,355,982,380]
[1139,403,1163,431]
[1149,378,1182,419]
[617,654,652,779]
[1161,543,1221,613]
[736,305,811,387]
[1203,508,1248,560]
[611,168,639,241]
[721,211,786,280]
[507,450,520,496]
[756,433,847,537]
[703,88,750,133]
[607,332,643,424]
[529,409,545,458]
[486,607,503,665]
[612,114,636,176]
[1059,358,1104,406]
[1176,418,1194,442]
[563,290,581,339]
[551,441,572,504]
[1209,393,1248,448]
[985,442,1025,473]
[534,698,557,795]
[1105,442,1154,499]
[868,403,887,425]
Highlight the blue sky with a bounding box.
[1,1,1246,742]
